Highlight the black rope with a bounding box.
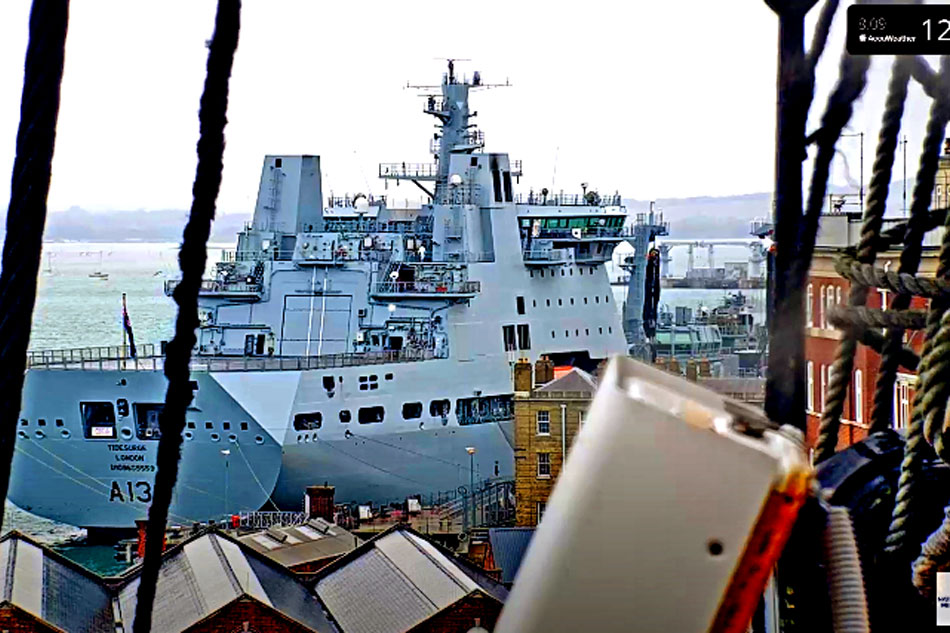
[815,56,912,463]
[886,55,950,558]
[0,0,69,536]
[131,2,240,631]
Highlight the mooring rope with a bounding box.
[131,2,240,631]
[0,0,69,536]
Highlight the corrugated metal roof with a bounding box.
[237,519,360,568]
[315,526,507,633]
[118,531,335,632]
[488,528,535,585]
[0,532,115,633]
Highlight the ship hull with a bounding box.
[273,421,514,509]
[10,369,283,529]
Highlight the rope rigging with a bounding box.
[0,0,69,537]
[131,2,240,632]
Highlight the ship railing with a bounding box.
[436,183,482,205]
[523,249,569,262]
[515,192,623,207]
[27,343,158,367]
[27,348,441,372]
[510,160,523,177]
[164,278,263,296]
[537,227,627,240]
[430,130,485,155]
[326,194,387,209]
[372,280,481,295]
[238,511,307,530]
[378,163,439,179]
[440,251,495,263]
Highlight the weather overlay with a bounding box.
[848,3,950,55]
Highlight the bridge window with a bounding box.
[358,406,385,424]
[134,403,163,440]
[516,296,525,315]
[402,402,423,420]
[502,325,517,352]
[294,412,322,430]
[517,324,531,350]
[81,402,116,439]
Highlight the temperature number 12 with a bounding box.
[924,18,950,41]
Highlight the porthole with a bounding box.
[297,435,302,443]
[184,431,194,441]
[210,433,220,442]
[17,431,27,439]
[34,430,45,439]
[60,430,70,439]
[228,434,237,443]
[255,435,265,444]
[19,419,27,427]
[120,428,133,440]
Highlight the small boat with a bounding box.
[89,251,108,279]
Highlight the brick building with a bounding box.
[512,359,595,526]
[804,161,950,452]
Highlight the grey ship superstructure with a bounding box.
[14,63,630,529]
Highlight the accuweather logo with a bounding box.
[863,34,916,43]
[938,572,950,625]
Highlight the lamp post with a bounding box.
[839,132,865,212]
[466,447,476,529]
[221,449,231,518]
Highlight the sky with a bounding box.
[0,1,938,216]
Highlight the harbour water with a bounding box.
[10,242,765,552]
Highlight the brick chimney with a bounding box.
[305,485,335,521]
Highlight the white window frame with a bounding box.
[819,286,826,329]
[826,288,835,327]
[806,284,813,327]
[854,369,863,425]
[820,364,827,413]
[806,361,815,412]
[836,286,843,306]
[536,410,551,435]
[537,452,551,478]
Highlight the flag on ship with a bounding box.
[122,293,137,358]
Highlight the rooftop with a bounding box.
[314,525,507,633]
[237,518,362,570]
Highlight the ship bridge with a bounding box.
[516,191,628,265]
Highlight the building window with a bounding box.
[537,410,551,435]
[806,361,815,412]
[820,365,827,413]
[854,369,863,425]
[517,324,532,350]
[895,382,911,430]
[806,284,813,327]
[819,286,826,328]
[537,452,551,478]
[502,325,516,352]
[836,286,843,305]
[537,501,546,524]
[826,288,835,327]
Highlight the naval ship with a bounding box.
[13,63,634,529]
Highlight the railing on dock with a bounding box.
[238,511,307,530]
